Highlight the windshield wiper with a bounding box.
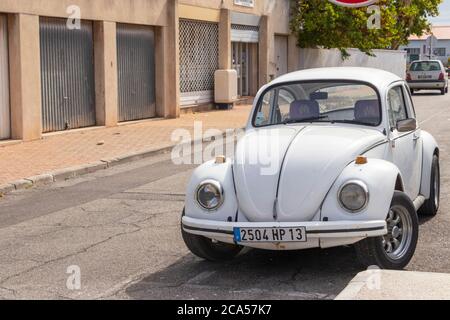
[330,120,374,125]
[283,116,328,125]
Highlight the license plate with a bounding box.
[418,75,432,79]
[234,227,307,243]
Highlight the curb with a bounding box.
[0,128,243,197]
[335,270,450,300]
[335,271,375,300]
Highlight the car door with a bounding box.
[386,84,423,200]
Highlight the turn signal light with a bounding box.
[355,156,368,165]
[215,156,226,164]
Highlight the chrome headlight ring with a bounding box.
[338,180,370,214]
[195,180,224,212]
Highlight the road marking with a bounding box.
[420,109,449,125]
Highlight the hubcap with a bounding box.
[383,206,413,260]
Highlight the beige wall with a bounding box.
[180,0,289,32]
[0,0,168,26]
[94,21,118,127]
[0,0,297,140]
[1,0,178,139]
[180,0,295,85]
[8,14,42,141]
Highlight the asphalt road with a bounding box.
[0,91,449,300]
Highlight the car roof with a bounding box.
[270,67,403,89]
[411,60,441,63]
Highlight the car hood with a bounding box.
[233,125,386,222]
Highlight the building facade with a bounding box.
[401,26,450,66]
[0,0,298,142]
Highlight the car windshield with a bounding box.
[253,81,381,127]
[410,61,441,72]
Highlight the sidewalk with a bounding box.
[336,270,450,300]
[0,105,252,191]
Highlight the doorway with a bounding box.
[275,35,288,78]
[232,42,252,97]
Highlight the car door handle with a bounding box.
[413,132,421,141]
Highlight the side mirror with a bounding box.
[397,118,417,132]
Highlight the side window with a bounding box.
[403,84,417,119]
[387,86,408,130]
[255,91,273,126]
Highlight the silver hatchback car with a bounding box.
[407,60,449,95]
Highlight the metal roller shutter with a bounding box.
[0,14,10,140]
[179,19,219,107]
[231,24,259,43]
[40,17,96,133]
[117,24,156,122]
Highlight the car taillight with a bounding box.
[406,73,412,81]
[439,72,445,80]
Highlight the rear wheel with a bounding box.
[441,88,445,95]
[419,155,440,217]
[355,192,419,270]
[446,87,449,94]
[181,212,242,262]
[410,88,415,95]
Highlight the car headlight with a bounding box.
[196,180,224,211]
[338,181,369,213]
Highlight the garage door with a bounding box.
[40,17,96,133]
[179,19,219,107]
[0,14,10,140]
[117,24,156,122]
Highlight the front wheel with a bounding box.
[441,88,446,95]
[355,192,419,270]
[181,215,242,262]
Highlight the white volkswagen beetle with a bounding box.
[181,67,440,270]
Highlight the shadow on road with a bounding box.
[124,247,362,300]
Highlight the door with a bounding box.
[275,35,288,78]
[179,19,219,107]
[117,24,156,122]
[232,42,250,97]
[0,14,10,140]
[387,85,423,200]
[40,17,96,132]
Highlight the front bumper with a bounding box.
[182,216,387,250]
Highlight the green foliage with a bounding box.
[290,0,442,57]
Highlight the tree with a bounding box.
[290,0,442,57]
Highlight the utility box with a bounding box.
[215,70,238,108]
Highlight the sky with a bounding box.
[429,0,450,25]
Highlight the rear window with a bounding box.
[410,61,441,72]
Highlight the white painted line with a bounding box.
[420,109,449,125]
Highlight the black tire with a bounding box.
[355,192,419,270]
[181,213,242,262]
[410,88,414,95]
[446,87,449,94]
[441,88,446,95]
[419,155,440,217]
